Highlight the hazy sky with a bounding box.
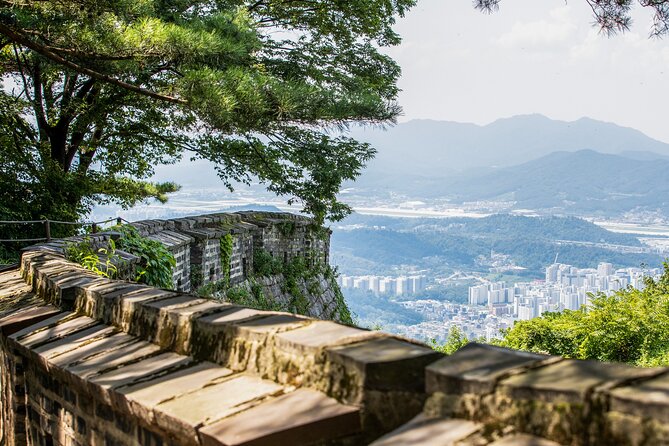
[387,0,669,142]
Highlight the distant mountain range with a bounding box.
[441,150,669,214]
[344,115,669,215]
[349,114,669,176]
[149,114,669,217]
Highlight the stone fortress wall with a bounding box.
[0,212,668,446]
[126,211,330,293]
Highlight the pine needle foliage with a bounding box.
[0,0,415,247]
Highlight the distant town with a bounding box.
[387,262,663,344]
[336,274,427,296]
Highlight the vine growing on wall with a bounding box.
[220,233,234,286]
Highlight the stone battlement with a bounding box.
[1,212,669,446]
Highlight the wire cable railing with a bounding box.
[0,217,130,243]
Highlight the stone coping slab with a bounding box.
[498,358,663,403]
[488,434,564,446]
[369,414,481,446]
[327,337,442,392]
[153,374,284,443]
[0,304,61,336]
[12,313,96,348]
[426,343,551,395]
[118,361,234,409]
[199,388,361,446]
[608,370,669,422]
[275,320,380,353]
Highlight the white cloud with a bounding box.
[495,6,578,50]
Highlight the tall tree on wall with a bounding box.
[0,0,415,244]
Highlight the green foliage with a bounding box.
[498,262,669,366]
[252,249,283,277]
[431,326,469,355]
[219,234,234,285]
[114,225,176,289]
[65,237,119,278]
[203,247,353,323]
[190,264,203,290]
[276,221,296,237]
[281,255,311,315]
[0,0,412,238]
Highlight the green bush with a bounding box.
[252,249,283,276]
[431,326,469,355]
[65,237,119,279]
[497,262,669,367]
[113,225,176,289]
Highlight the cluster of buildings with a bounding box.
[336,274,427,296]
[468,262,662,321]
[396,300,514,343]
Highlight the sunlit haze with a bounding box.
[385,0,669,143]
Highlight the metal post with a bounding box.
[92,223,98,234]
[116,217,122,226]
[44,220,51,241]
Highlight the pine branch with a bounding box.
[0,23,188,105]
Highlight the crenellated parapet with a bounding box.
[1,213,669,446]
[127,211,330,293]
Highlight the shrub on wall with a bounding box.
[113,225,176,289]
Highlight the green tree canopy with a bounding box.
[0,0,415,238]
[498,263,669,367]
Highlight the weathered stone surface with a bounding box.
[33,324,116,358]
[499,359,662,403]
[488,434,564,446]
[119,362,233,410]
[197,307,270,325]
[0,304,60,336]
[608,370,669,422]
[0,269,32,298]
[14,314,97,348]
[49,332,136,367]
[426,343,551,395]
[154,375,283,443]
[8,311,72,340]
[89,352,191,390]
[275,320,379,354]
[369,415,481,446]
[64,340,161,380]
[233,314,308,339]
[199,388,361,446]
[327,337,442,393]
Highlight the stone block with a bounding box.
[275,321,379,354]
[488,434,563,446]
[608,370,669,422]
[13,315,98,348]
[499,359,662,404]
[48,332,136,368]
[33,324,116,359]
[153,375,283,443]
[64,340,161,381]
[118,361,233,421]
[199,388,361,446]
[0,305,61,336]
[88,352,191,390]
[327,337,442,393]
[426,343,551,395]
[369,414,481,446]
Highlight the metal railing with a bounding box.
[0,217,129,243]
